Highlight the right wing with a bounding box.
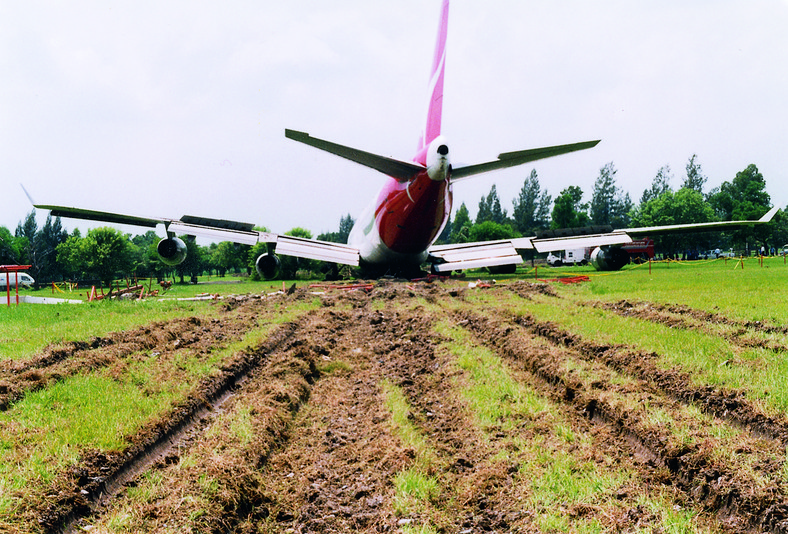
[32,203,360,266]
[527,205,780,253]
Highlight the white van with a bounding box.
[0,272,35,289]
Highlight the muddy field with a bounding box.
[5,280,788,533]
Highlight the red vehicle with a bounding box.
[622,238,655,262]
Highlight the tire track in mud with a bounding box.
[30,305,304,533]
[0,298,270,412]
[454,307,788,532]
[589,299,788,353]
[510,308,788,447]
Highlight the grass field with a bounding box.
[2,257,788,532]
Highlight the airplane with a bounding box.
[29,0,777,278]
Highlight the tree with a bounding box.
[14,210,38,268]
[708,164,771,251]
[590,162,632,228]
[512,169,552,235]
[318,214,356,244]
[551,186,589,229]
[35,215,69,283]
[682,154,707,194]
[632,188,716,254]
[640,165,673,205]
[175,236,204,284]
[476,185,507,225]
[0,226,24,265]
[449,203,472,243]
[468,221,517,242]
[56,227,136,287]
[211,241,247,276]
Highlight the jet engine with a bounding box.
[589,246,630,271]
[157,237,187,266]
[255,253,281,280]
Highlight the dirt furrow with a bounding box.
[0,299,269,411]
[508,310,788,448]
[455,309,788,532]
[29,313,303,533]
[254,307,412,532]
[590,299,788,353]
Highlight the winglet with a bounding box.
[760,205,780,223]
[20,184,36,206]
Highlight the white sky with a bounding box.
[2,1,787,239]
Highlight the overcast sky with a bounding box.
[2,1,787,240]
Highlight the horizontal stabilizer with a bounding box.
[451,139,600,181]
[285,129,425,182]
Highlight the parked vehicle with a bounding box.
[0,272,35,290]
[546,248,588,266]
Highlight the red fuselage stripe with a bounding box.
[374,172,452,254]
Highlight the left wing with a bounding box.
[32,203,360,266]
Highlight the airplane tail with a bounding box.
[418,0,449,156]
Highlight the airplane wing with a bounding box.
[32,203,361,266]
[451,140,601,182]
[428,238,533,272]
[624,206,780,236]
[528,206,779,253]
[285,129,425,182]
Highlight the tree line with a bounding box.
[1,155,784,285]
[439,155,786,257]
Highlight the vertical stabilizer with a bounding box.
[421,0,449,151]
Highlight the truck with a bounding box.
[546,248,588,266]
[0,272,35,290]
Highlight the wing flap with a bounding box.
[273,235,360,265]
[429,239,525,272]
[167,222,260,245]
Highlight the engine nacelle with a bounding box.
[157,237,187,266]
[255,252,281,280]
[590,246,630,271]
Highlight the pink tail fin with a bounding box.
[422,0,449,150]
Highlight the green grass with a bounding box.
[0,277,324,361]
[0,299,210,360]
[435,320,552,431]
[575,256,788,323]
[521,291,788,413]
[0,372,178,518]
[381,380,442,523]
